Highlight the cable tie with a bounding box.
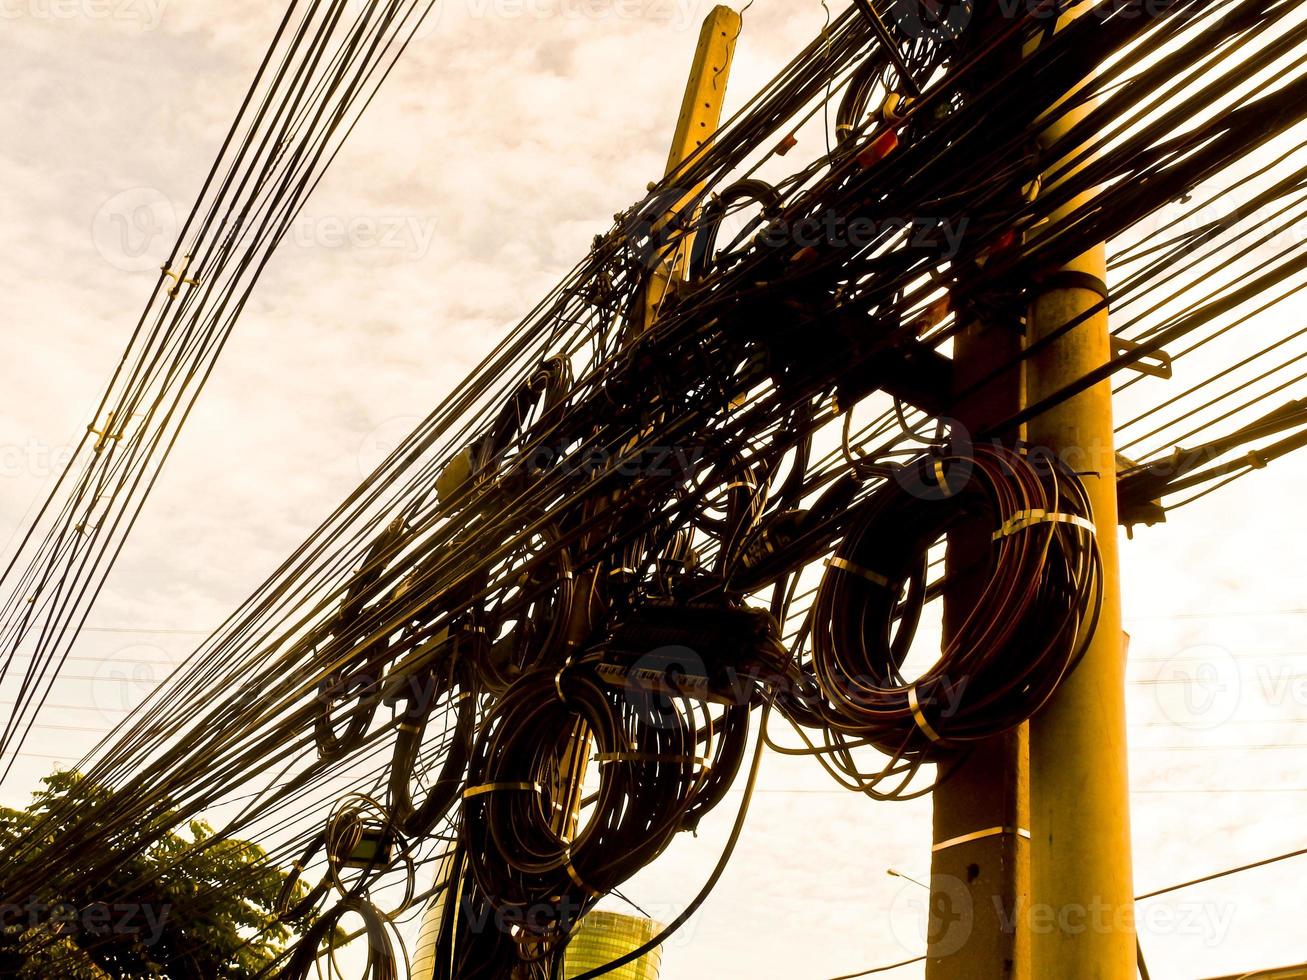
[932,826,1031,853]
[565,852,602,897]
[554,655,576,702]
[932,459,952,495]
[825,557,892,589]
[993,509,1096,540]
[463,781,542,800]
[908,685,947,745]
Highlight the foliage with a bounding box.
[0,770,309,979]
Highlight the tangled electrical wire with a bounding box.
[8,0,1307,976]
[773,444,1102,794]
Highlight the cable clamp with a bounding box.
[908,685,947,745]
[162,253,202,297]
[564,851,602,897]
[932,826,1031,853]
[930,458,954,497]
[463,781,542,800]
[554,655,576,703]
[825,557,892,589]
[993,509,1095,540]
[1112,334,1172,380]
[88,411,125,453]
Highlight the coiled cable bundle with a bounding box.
[797,443,1102,759]
[459,664,748,956]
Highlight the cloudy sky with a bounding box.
[1,1,1304,977]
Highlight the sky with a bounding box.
[1,1,1305,978]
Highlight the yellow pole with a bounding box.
[927,320,1029,980]
[640,4,741,332]
[551,9,740,975]
[1026,8,1134,977]
[413,15,742,978]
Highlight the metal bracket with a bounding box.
[1112,335,1172,379]
[162,253,202,298]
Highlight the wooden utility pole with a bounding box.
[1025,6,1135,977]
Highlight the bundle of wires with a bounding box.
[460,664,750,956]
[790,445,1101,763]
[0,0,442,781]
[8,0,1307,974]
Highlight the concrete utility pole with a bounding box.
[929,5,1132,977]
[926,14,1030,980]
[640,4,742,332]
[1025,6,1135,977]
[927,319,1030,980]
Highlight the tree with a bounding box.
[0,770,313,979]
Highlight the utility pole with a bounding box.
[1025,5,1135,976]
[927,322,1030,980]
[641,4,742,332]
[928,4,1132,975]
[409,11,743,980]
[552,0,741,896]
[926,14,1029,980]
[545,9,740,976]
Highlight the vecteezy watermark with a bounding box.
[0,0,167,29]
[462,0,703,30]
[891,876,1237,957]
[0,900,171,946]
[758,215,971,258]
[1151,643,1242,731]
[887,0,1221,42]
[623,191,972,267]
[458,894,587,937]
[0,438,76,480]
[358,415,425,480]
[91,187,178,274]
[288,214,439,260]
[345,0,444,39]
[508,443,704,482]
[89,643,180,724]
[885,0,974,42]
[346,0,710,39]
[889,873,973,957]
